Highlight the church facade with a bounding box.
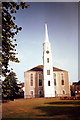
[24,24,70,98]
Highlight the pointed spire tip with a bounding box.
[44,23,49,43]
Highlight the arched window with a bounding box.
[30,74,33,86]
[63,90,65,94]
[30,90,34,96]
[61,73,64,85]
[38,90,43,97]
[39,74,42,86]
[61,80,64,85]
[54,73,56,86]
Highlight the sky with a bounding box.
[9,2,78,83]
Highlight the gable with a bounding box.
[26,65,67,72]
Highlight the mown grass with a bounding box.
[2,98,80,120]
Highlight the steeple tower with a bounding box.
[43,23,55,97]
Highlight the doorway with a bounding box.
[38,90,44,97]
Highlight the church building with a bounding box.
[24,24,70,98]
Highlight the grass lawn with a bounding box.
[2,98,80,120]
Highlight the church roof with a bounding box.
[72,81,80,85]
[27,65,67,72]
[73,82,78,85]
[75,81,80,85]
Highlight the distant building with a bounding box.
[71,81,80,96]
[24,24,70,98]
[17,82,24,98]
[17,82,24,91]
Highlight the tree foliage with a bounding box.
[2,2,29,77]
[2,71,19,99]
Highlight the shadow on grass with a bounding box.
[35,105,80,120]
[44,101,80,105]
[2,118,67,120]
[2,106,80,120]
[2,101,80,120]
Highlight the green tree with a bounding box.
[2,2,29,77]
[2,71,19,99]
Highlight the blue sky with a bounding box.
[10,2,78,83]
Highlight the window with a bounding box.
[30,91,33,96]
[54,73,56,86]
[55,91,57,95]
[39,74,42,86]
[61,73,64,85]
[47,70,50,75]
[54,79,56,86]
[61,73,64,79]
[48,81,50,86]
[47,58,49,63]
[30,74,33,86]
[63,90,65,94]
[46,50,49,54]
[61,80,64,85]
[38,90,43,96]
[39,91,42,95]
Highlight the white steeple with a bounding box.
[45,23,49,43]
[43,23,55,97]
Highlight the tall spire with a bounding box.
[43,23,55,97]
[45,23,49,42]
